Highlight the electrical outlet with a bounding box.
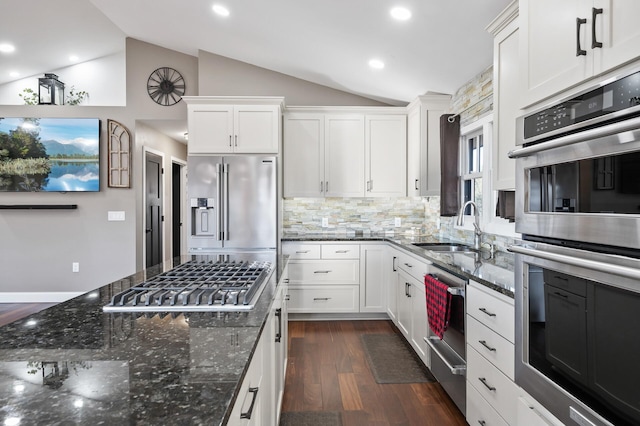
[394,217,401,227]
[321,217,329,228]
[72,262,80,273]
[108,211,126,221]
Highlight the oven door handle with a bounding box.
[508,114,640,158]
[424,336,466,376]
[508,245,640,280]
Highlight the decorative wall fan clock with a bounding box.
[146,67,185,106]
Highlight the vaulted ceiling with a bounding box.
[2,0,511,105]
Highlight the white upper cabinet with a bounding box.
[283,108,407,198]
[406,95,452,196]
[488,1,519,190]
[184,97,282,155]
[283,114,325,197]
[365,115,407,197]
[593,0,640,73]
[324,114,365,197]
[520,0,640,108]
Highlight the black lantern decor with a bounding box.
[38,73,65,105]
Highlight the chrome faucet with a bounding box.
[456,200,482,250]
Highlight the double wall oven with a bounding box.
[509,67,640,426]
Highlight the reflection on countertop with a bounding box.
[0,255,288,426]
[282,232,515,298]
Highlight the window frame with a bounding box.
[456,113,518,238]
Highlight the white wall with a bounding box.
[0,52,126,106]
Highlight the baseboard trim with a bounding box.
[288,312,390,321]
[0,292,83,303]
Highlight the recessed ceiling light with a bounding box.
[9,71,19,78]
[368,59,385,69]
[0,43,16,53]
[390,7,412,21]
[212,4,230,17]
[69,55,79,62]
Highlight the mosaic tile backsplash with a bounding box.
[282,196,519,252]
[283,197,440,235]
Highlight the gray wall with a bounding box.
[0,37,392,300]
[197,50,388,106]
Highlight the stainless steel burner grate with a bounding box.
[103,260,272,312]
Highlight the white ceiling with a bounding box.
[2,0,511,106]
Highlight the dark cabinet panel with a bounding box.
[544,284,588,385]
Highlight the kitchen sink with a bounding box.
[411,242,477,253]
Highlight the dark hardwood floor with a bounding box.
[282,320,467,426]
[0,303,55,327]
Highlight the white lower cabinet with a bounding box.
[360,244,387,313]
[467,381,509,426]
[228,270,288,425]
[465,280,563,426]
[394,252,430,365]
[283,241,361,314]
[228,336,265,426]
[288,285,359,313]
[467,346,519,425]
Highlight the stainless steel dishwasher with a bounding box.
[423,264,467,415]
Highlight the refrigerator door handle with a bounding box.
[222,162,230,241]
[216,163,224,241]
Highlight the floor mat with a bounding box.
[360,333,436,384]
[279,411,342,426]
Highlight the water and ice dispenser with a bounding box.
[190,198,216,236]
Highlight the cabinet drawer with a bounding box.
[282,243,321,259]
[467,346,518,425]
[287,285,359,313]
[467,315,515,380]
[467,282,514,343]
[287,260,359,285]
[467,381,509,426]
[321,244,360,259]
[396,251,429,283]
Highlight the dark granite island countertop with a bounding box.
[0,254,288,426]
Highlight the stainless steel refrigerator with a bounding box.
[187,155,277,251]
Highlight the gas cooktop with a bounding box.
[103,260,273,312]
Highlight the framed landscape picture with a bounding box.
[0,117,101,192]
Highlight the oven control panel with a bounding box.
[521,69,640,142]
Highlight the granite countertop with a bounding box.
[0,254,288,426]
[282,233,515,298]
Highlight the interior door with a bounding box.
[172,162,182,259]
[145,152,163,268]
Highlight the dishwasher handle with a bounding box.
[424,336,466,376]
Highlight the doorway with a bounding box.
[171,161,185,259]
[145,152,163,268]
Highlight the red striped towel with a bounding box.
[424,274,452,339]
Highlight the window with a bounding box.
[457,114,492,227]
[461,129,484,215]
[457,113,518,238]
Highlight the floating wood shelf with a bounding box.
[0,204,78,210]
